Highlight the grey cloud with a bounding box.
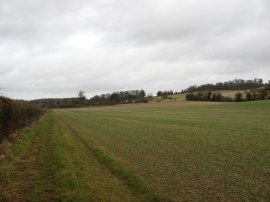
[0,0,269,99]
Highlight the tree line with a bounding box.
[28,97,86,108]
[89,90,147,105]
[236,86,270,102]
[186,86,270,102]
[156,90,174,98]
[29,90,148,108]
[185,78,266,93]
[186,91,233,102]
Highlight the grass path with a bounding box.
[0,114,63,201]
[0,112,159,201]
[0,131,41,201]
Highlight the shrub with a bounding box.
[234,92,243,102]
[0,96,43,141]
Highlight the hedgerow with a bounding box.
[0,96,44,141]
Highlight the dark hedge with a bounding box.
[0,96,44,141]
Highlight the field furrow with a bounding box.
[0,100,269,201]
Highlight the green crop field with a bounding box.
[1,100,270,201]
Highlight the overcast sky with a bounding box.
[1,0,270,100]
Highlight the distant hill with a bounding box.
[28,78,270,108]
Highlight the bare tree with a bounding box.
[78,90,86,100]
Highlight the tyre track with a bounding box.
[58,116,161,202]
[0,115,57,201]
[0,133,40,201]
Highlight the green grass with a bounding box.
[1,100,269,201]
[54,100,270,201]
[0,126,35,181]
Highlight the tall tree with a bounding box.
[78,90,86,100]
